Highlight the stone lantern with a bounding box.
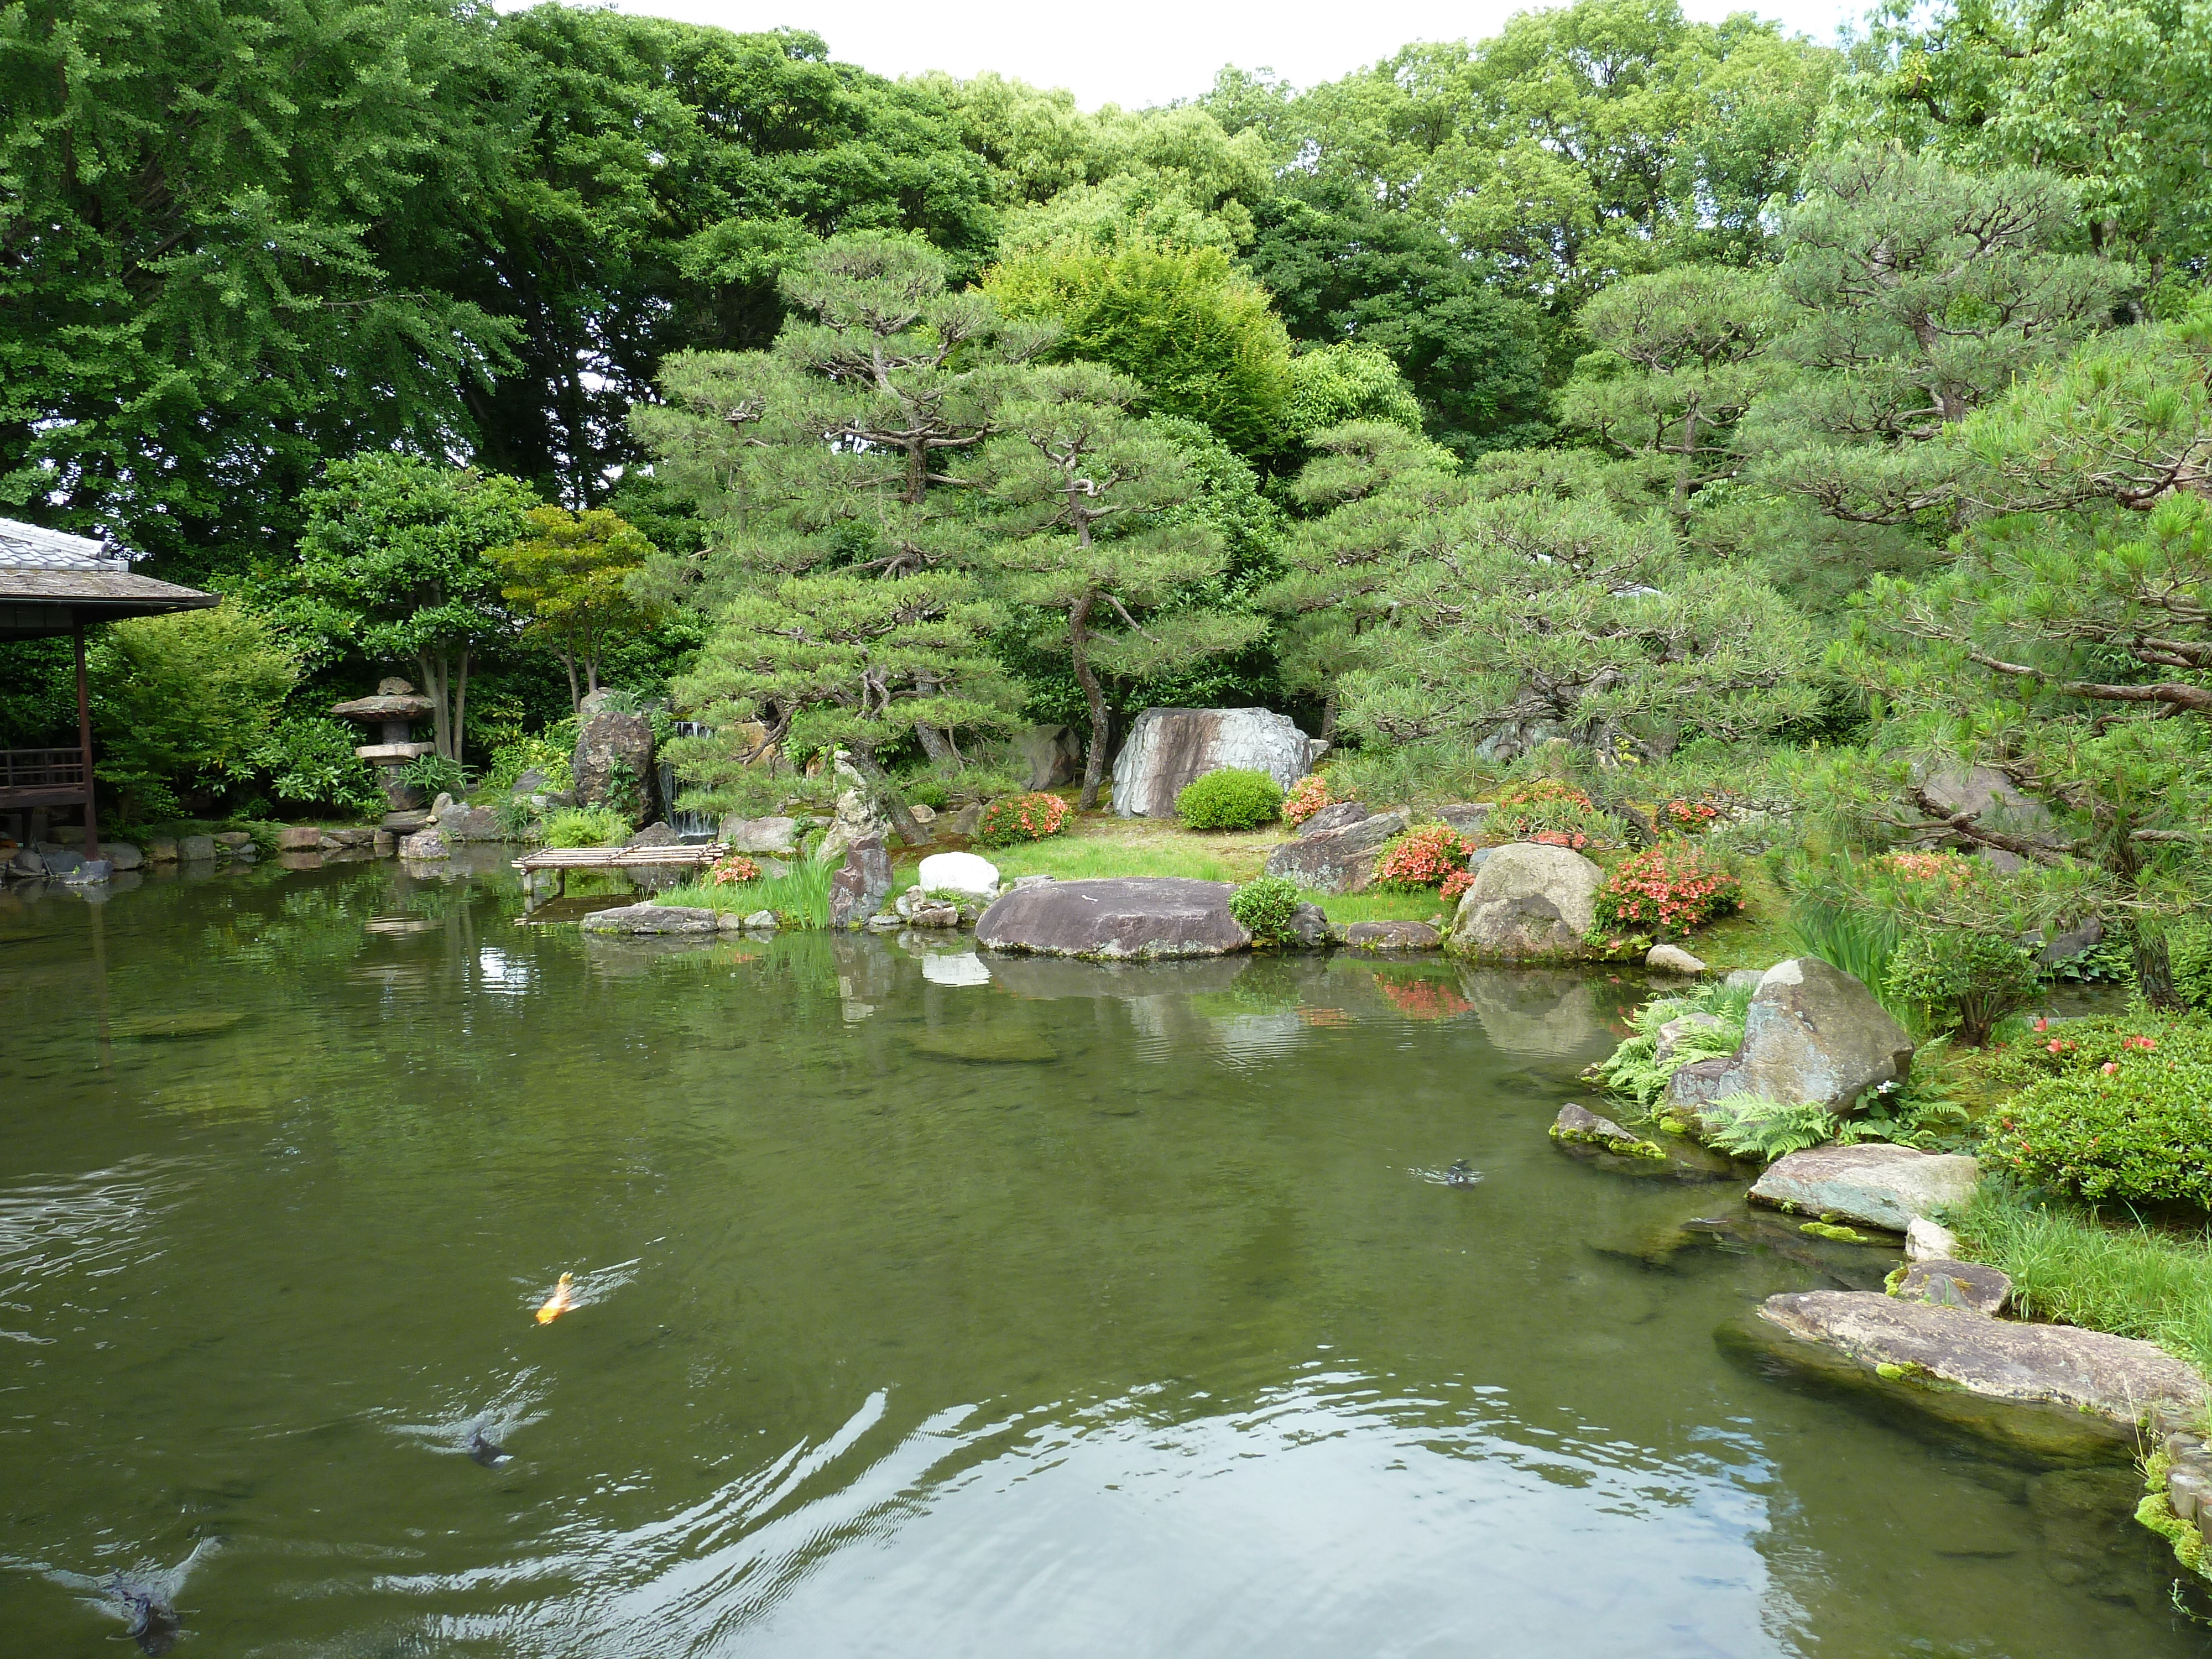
[333,677,437,822]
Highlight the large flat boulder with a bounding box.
[1261,809,1408,893]
[437,802,505,842]
[975,877,1251,959]
[1749,1143,1978,1232]
[1758,1290,2206,1433]
[1667,956,1913,1115]
[1298,800,1370,838]
[1109,707,1316,818]
[721,815,800,855]
[583,904,719,935]
[1446,842,1603,960]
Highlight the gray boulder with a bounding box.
[721,815,801,855]
[144,836,179,863]
[1646,943,1707,974]
[572,706,656,825]
[1895,1259,2011,1315]
[41,848,84,878]
[213,831,253,852]
[1723,968,1762,992]
[828,834,894,930]
[398,828,450,859]
[1015,724,1084,789]
[8,847,46,878]
[1653,1009,1725,1063]
[940,802,983,839]
[1749,1143,1978,1232]
[1432,803,1492,838]
[582,903,719,936]
[1666,956,1913,1115]
[1281,902,1332,951]
[1447,842,1604,960]
[105,842,143,872]
[625,821,679,848]
[1261,808,1409,894]
[975,877,1251,959]
[1298,800,1370,837]
[1918,761,2061,853]
[277,825,321,852]
[1110,707,1316,818]
[437,804,505,842]
[1345,919,1441,951]
[1758,1290,2206,1432]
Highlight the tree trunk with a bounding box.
[1069,592,1110,811]
[914,722,953,761]
[1319,692,1338,742]
[452,649,471,768]
[560,649,581,716]
[418,651,450,763]
[848,743,931,846]
[2133,920,2183,1011]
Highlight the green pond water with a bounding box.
[1,855,2205,1657]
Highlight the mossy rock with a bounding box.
[112,1011,247,1041]
[904,1027,1061,1064]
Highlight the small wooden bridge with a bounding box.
[513,842,727,914]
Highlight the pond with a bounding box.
[1,857,2204,1657]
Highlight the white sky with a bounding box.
[573,0,1869,109]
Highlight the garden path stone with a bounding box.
[1666,956,1913,1115]
[1446,842,1603,960]
[1749,1143,1977,1232]
[1895,1259,2011,1314]
[1757,1289,2206,1433]
[1109,707,1316,818]
[1262,809,1408,894]
[975,877,1251,959]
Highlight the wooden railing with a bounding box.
[0,747,87,790]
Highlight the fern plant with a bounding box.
[1699,1095,1838,1161]
[1590,980,1752,1108]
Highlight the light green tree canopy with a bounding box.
[491,507,662,712]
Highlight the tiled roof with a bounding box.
[0,517,136,569]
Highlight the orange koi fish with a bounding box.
[535,1272,575,1324]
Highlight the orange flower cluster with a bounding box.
[1872,848,1977,886]
[1592,844,1743,935]
[708,854,761,885]
[1374,824,1477,890]
[1281,774,1336,828]
[975,791,1071,847]
[1660,798,1719,831]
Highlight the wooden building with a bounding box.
[0,518,218,859]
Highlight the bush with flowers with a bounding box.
[974,791,1072,848]
[1374,823,1478,891]
[1870,848,1980,890]
[708,853,762,886]
[1486,778,1608,849]
[1281,774,1339,829]
[1589,844,1742,937]
[1983,1015,2212,1207]
[1658,797,1720,833]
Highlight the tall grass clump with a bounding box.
[543,806,631,848]
[1790,896,1902,1011]
[1957,1187,2212,1376]
[657,858,833,927]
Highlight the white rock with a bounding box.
[1109,706,1316,818]
[917,850,999,897]
[1646,943,1707,974]
[1907,1217,1961,1262]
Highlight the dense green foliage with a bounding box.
[1985,1018,2212,1206]
[1175,768,1283,830]
[1228,874,1303,942]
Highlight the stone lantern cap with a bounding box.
[332,693,437,721]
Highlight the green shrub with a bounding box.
[400,752,472,801]
[251,715,384,814]
[1984,1018,2212,1207]
[1176,768,1282,830]
[542,806,630,848]
[974,791,1072,847]
[905,776,952,811]
[1229,875,1302,943]
[1885,926,2043,1046]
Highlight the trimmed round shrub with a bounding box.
[974,791,1072,848]
[1591,844,1742,936]
[1229,875,1302,943]
[1176,768,1282,830]
[1986,1018,2212,1206]
[1885,925,2042,1047]
[1374,823,1477,890]
[1488,778,1606,849]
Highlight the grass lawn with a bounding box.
[1676,861,1796,974]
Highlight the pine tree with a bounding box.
[972,363,1265,807]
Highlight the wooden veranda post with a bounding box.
[72,617,98,860]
